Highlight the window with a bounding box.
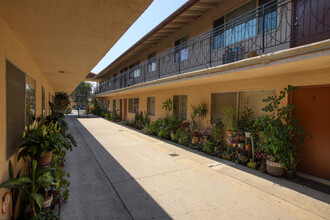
[113,74,118,83]
[42,86,45,116]
[48,92,51,115]
[6,60,25,158]
[113,99,119,112]
[258,0,277,33]
[107,100,111,111]
[174,35,189,63]
[213,16,225,49]
[26,74,36,124]
[173,95,187,120]
[128,98,139,113]
[147,52,156,72]
[225,0,257,46]
[129,61,140,78]
[147,97,155,116]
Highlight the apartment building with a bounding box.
[94,0,330,181]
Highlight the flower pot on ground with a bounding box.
[191,136,200,145]
[238,153,249,165]
[266,159,285,176]
[286,170,295,179]
[247,159,257,169]
[260,164,267,173]
[42,193,53,209]
[245,145,250,150]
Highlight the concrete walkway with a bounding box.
[61,116,330,220]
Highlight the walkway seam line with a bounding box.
[71,117,135,220]
[112,167,193,184]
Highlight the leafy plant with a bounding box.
[203,140,214,154]
[30,209,59,220]
[222,106,237,131]
[1,160,22,219]
[190,102,208,132]
[162,98,173,116]
[212,118,225,144]
[191,102,208,120]
[255,85,311,171]
[238,102,255,132]
[0,160,56,217]
[18,120,62,161]
[176,129,190,146]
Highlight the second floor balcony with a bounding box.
[95,0,330,95]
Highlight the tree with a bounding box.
[71,81,92,106]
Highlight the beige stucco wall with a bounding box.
[0,14,55,220]
[101,66,330,129]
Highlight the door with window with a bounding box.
[174,36,189,64]
[293,0,330,47]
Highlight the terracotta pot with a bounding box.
[35,151,52,166]
[260,164,267,173]
[43,193,53,208]
[221,155,232,160]
[266,160,284,176]
[226,130,233,136]
[191,136,199,145]
[245,145,250,150]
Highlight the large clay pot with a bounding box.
[43,193,53,209]
[266,160,284,176]
[35,151,52,166]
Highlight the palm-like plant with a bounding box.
[222,106,237,131]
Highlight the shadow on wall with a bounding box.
[61,116,170,219]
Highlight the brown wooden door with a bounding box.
[291,85,330,180]
[124,99,127,121]
[292,0,330,47]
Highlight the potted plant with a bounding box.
[244,138,250,150]
[255,85,310,177]
[238,102,255,138]
[202,140,214,154]
[222,106,237,136]
[0,160,56,217]
[18,120,58,165]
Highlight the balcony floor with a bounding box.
[60,114,330,219]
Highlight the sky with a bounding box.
[91,0,189,74]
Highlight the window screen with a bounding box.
[173,95,187,120]
[26,74,36,125]
[147,97,155,116]
[42,86,45,116]
[6,60,25,158]
[128,98,139,113]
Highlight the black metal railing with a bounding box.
[95,0,330,94]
